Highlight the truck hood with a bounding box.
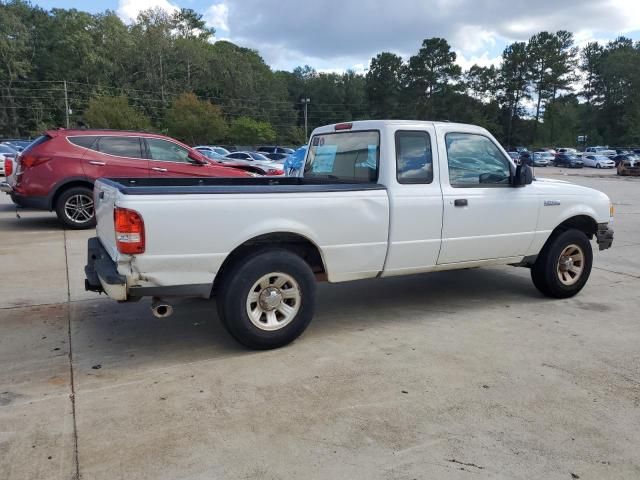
[533,175,610,205]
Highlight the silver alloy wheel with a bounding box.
[557,244,585,286]
[246,272,301,331]
[64,194,94,224]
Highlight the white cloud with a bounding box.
[454,25,497,54]
[117,0,179,23]
[455,52,502,71]
[205,3,230,32]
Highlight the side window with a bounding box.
[445,133,511,187]
[395,130,433,184]
[68,136,98,149]
[146,138,190,163]
[97,136,143,158]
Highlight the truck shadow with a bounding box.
[69,267,541,384]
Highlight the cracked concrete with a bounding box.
[1,168,639,480]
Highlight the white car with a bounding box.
[532,152,553,166]
[582,155,615,169]
[194,145,231,156]
[85,120,614,349]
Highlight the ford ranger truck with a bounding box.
[85,121,614,349]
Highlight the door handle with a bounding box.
[454,199,468,207]
[88,161,106,166]
[151,167,168,172]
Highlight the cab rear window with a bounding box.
[305,130,379,183]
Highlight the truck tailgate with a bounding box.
[94,179,120,260]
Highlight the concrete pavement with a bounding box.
[1,168,639,479]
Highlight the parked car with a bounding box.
[554,154,584,168]
[557,147,578,155]
[225,151,285,176]
[617,157,640,176]
[532,152,553,167]
[1,139,31,152]
[582,155,615,169]
[263,152,290,162]
[257,146,295,155]
[611,154,638,166]
[0,144,17,175]
[85,120,614,350]
[0,129,249,229]
[585,146,616,157]
[195,148,266,176]
[194,145,231,156]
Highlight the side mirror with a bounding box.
[513,163,533,187]
[188,151,206,165]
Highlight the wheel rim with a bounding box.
[64,194,94,224]
[556,244,585,286]
[246,272,301,331]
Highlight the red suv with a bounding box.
[4,129,249,229]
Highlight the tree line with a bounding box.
[1,0,639,147]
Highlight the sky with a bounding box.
[33,0,640,73]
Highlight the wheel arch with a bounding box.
[553,214,598,239]
[49,177,94,211]
[211,232,327,296]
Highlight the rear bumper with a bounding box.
[5,187,50,210]
[84,237,212,301]
[596,223,614,251]
[85,237,128,301]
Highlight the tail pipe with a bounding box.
[151,297,173,318]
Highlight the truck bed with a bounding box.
[98,177,386,195]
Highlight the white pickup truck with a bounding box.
[85,120,614,349]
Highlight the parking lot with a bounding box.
[1,166,639,479]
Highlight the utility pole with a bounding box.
[301,98,311,141]
[63,80,70,128]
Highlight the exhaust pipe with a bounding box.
[151,297,173,318]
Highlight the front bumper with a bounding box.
[596,223,614,251]
[85,237,128,301]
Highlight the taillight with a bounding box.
[4,158,12,176]
[335,122,353,131]
[114,207,145,254]
[20,154,51,168]
[267,168,284,176]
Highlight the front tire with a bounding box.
[596,163,602,169]
[55,186,96,229]
[531,229,593,298]
[217,249,316,349]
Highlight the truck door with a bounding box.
[381,126,444,276]
[437,130,538,264]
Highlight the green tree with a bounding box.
[84,96,151,130]
[228,117,276,145]
[366,52,404,118]
[406,38,462,119]
[499,42,530,146]
[165,93,227,145]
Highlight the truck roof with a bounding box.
[311,119,489,135]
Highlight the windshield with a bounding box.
[306,130,379,183]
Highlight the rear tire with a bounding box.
[55,186,96,229]
[531,229,593,298]
[217,249,316,349]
